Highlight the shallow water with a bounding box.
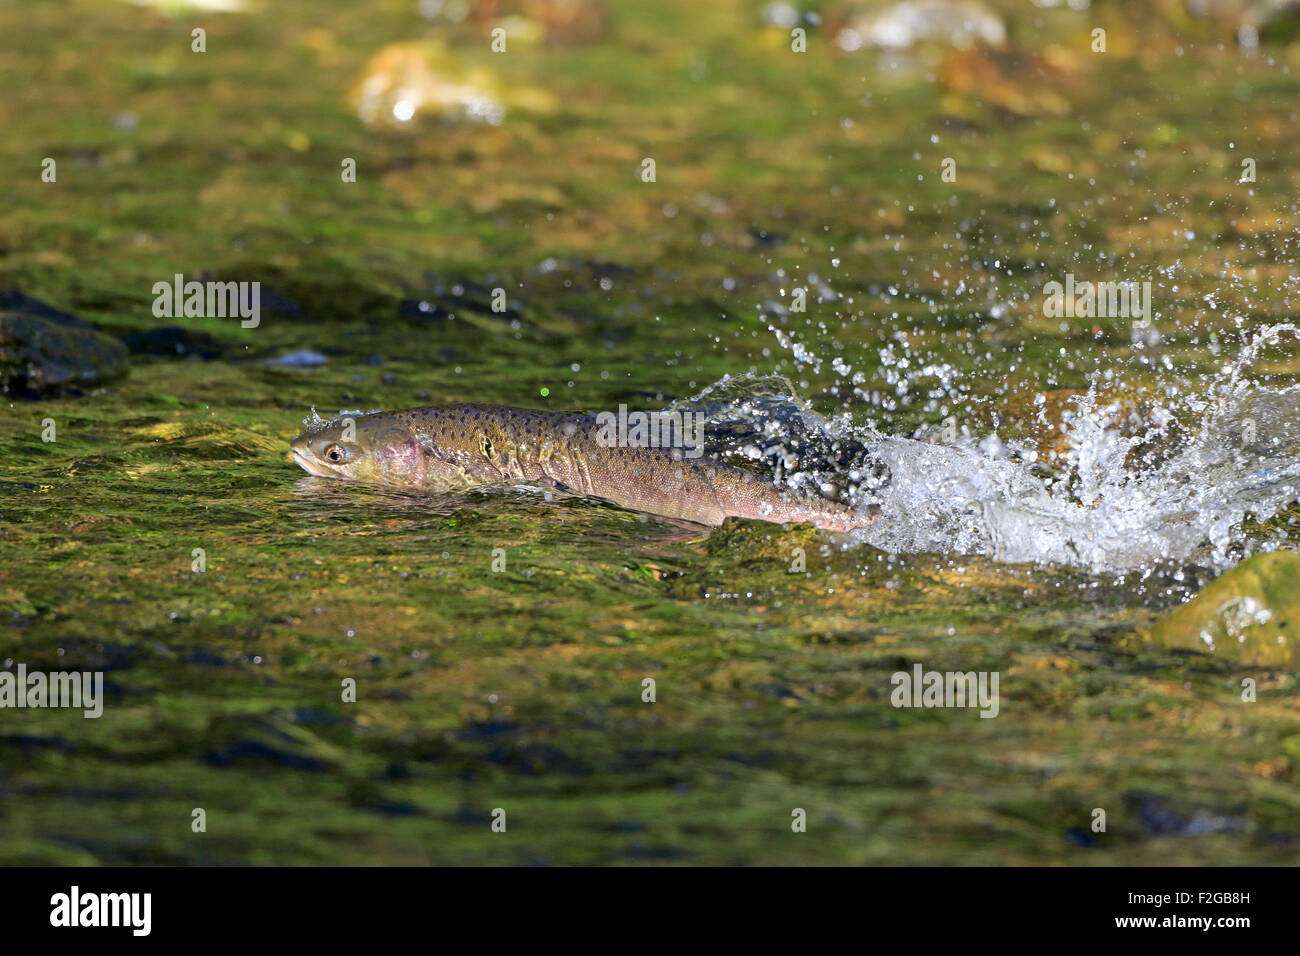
[2,0,1299,864]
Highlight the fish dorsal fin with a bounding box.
[303,407,387,434]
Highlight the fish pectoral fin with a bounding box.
[535,476,576,495]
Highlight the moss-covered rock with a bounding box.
[0,291,129,397]
[1139,551,1300,668]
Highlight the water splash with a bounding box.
[676,325,1300,574]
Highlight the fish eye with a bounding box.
[323,443,347,464]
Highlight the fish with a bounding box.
[289,404,878,532]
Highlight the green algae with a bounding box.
[1,1,1299,865]
[1141,551,1300,668]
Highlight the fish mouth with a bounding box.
[291,448,333,478]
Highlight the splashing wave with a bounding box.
[675,325,1300,574]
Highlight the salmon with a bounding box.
[290,404,877,532]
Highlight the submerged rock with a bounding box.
[0,291,129,397]
[351,41,507,128]
[123,325,225,360]
[349,40,554,129]
[831,1,1005,52]
[1140,551,1300,668]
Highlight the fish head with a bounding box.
[291,406,511,489]
[290,408,424,485]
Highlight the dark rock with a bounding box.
[123,325,225,359]
[401,298,456,323]
[1,733,75,755]
[1065,828,1098,848]
[0,290,82,322]
[0,291,129,396]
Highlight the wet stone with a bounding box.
[1139,551,1300,668]
[0,291,130,397]
[123,325,226,360]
